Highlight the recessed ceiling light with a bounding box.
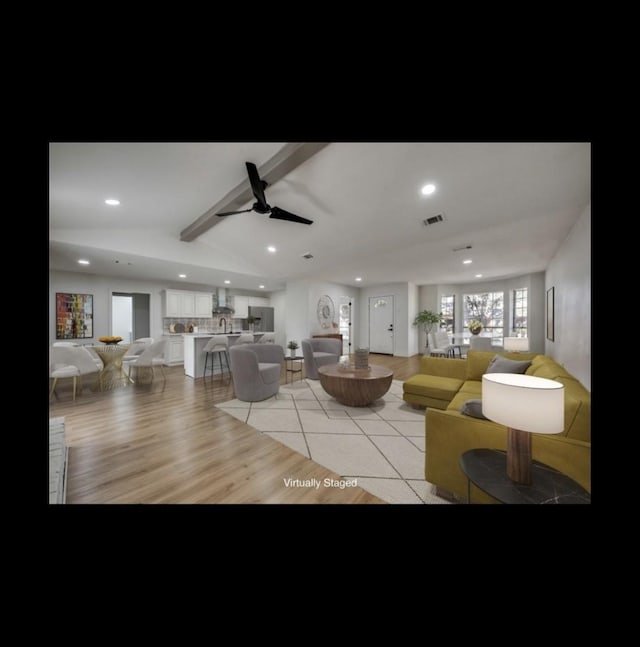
[105,199,120,206]
[355,277,362,282]
[259,285,265,289]
[224,280,231,284]
[475,274,483,278]
[179,274,186,278]
[267,246,277,253]
[78,259,90,265]
[463,259,472,264]
[421,184,436,196]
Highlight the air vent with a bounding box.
[423,213,445,226]
[302,252,314,259]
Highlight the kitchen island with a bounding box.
[183,333,274,378]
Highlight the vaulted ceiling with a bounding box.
[49,142,590,291]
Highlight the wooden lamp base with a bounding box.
[506,427,532,485]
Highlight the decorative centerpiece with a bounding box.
[287,340,299,357]
[98,335,123,345]
[468,320,483,335]
[338,356,350,371]
[355,347,370,370]
[247,315,256,332]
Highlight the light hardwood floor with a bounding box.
[49,353,423,504]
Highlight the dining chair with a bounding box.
[127,339,167,385]
[49,346,101,401]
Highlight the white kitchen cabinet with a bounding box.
[248,296,270,307]
[163,290,211,318]
[233,296,249,318]
[181,292,196,317]
[164,290,182,317]
[164,336,184,366]
[194,293,212,317]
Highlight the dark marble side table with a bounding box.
[459,449,590,504]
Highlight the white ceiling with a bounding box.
[49,142,591,292]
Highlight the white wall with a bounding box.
[407,282,419,356]
[284,280,311,350]
[545,204,591,390]
[283,280,358,352]
[270,289,287,349]
[358,282,412,356]
[50,270,168,345]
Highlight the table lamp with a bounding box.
[503,337,529,353]
[482,373,564,485]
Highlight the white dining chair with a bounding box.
[49,346,101,401]
[127,339,167,385]
[235,333,255,345]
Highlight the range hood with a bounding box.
[212,288,234,314]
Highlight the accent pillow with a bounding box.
[485,355,532,375]
[460,399,488,419]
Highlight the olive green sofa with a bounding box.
[402,350,591,503]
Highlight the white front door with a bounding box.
[369,295,394,354]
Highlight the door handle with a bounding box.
[387,327,393,332]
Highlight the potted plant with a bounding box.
[468,320,483,335]
[287,340,299,357]
[413,310,443,349]
[246,315,256,331]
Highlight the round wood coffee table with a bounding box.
[318,364,393,406]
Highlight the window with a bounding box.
[512,288,528,337]
[440,295,455,333]
[463,292,504,343]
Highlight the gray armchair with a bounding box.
[229,343,284,402]
[301,338,342,380]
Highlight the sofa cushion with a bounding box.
[460,399,488,419]
[465,351,497,380]
[458,380,482,397]
[258,362,282,385]
[525,355,573,380]
[314,351,337,360]
[486,355,532,374]
[403,374,464,402]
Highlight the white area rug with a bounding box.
[216,379,451,504]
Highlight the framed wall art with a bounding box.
[546,287,554,342]
[56,293,93,339]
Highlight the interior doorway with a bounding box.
[112,292,150,343]
[339,296,352,355]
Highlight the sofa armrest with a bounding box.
[419,356,466,379]
[426,409,591,503]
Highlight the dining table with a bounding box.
[91,344,131,391]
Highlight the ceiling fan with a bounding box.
[216,162,313,225]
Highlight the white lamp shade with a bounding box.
[482,373,564,434]
[503,337,529,352]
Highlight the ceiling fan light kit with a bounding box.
[217,162,313,225]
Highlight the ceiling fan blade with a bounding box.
[216,208,254,216]
[246,162,269,211]
[269,206,313,225]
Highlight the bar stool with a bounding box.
[203,335,230,378]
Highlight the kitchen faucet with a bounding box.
[219,318,226,333]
